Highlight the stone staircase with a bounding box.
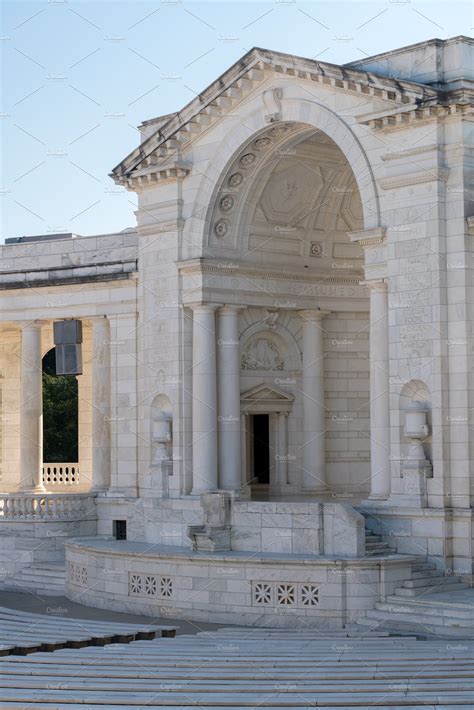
[364,529,392,556]
[358,557,473,637]
[0,563,66,597]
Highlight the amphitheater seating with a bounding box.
[0,623,473,707]
[0,605,175,655]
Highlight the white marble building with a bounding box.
[0,36,473,628]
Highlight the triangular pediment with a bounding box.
[110,47,433,189]
[241,383,294,403]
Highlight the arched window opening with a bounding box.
[42,348,78,463]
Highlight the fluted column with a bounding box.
[20,322,45,492]
[191,304,218,494]
[366,280,391,500]
[217,306,241,491]
[300,309,329,492]
[91,317,111,492]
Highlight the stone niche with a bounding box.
[141,394,173,497]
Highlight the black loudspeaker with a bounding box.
[53,320,83,375]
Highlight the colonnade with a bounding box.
[18,318,111,493]
[17,291,392,500]
[191,305,334,495]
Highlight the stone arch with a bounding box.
[184,98,379,255]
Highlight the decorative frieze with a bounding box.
[252,581,320,608]
[129,572,174,600]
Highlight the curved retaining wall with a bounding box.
[65,538,415,628]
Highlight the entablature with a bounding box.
[177,258,368,312]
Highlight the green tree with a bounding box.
[42,349,78,462]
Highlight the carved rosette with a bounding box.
[211,125,294,243]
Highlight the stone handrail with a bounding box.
[0,493,97,521]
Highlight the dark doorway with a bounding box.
[252,414,270,484]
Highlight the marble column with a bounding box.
[300,309,329,492]
[276,411,289,486]
[367,280,391,500]
[20,322,45,492]
[191,304,218,494]
[91,317,111,492]
[217,306,241,491]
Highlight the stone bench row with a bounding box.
[0,606,175,655]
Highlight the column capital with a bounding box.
[188,303,222,313]
[298,309,330,322]
[348,227,387,248]
[217,304,244,316]
[361,278,389,293]
[20,320,45,331]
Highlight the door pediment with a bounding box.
[241,383,294,414]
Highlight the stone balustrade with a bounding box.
[0,493,96,521]
[43,464,79,486]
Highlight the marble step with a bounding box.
[402,574,464,589]
[366,608,474,630]
[395,582,470,597]
[410,569,443,579]
[2,563,66,596]
[373,601,474,625]
[357,616,474,639]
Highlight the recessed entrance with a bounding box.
[251,414,270,485]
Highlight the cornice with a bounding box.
[348,228,387,248]
[177,258,362,286]
[110,48,436,189]
[379,168,450,190]
[358,102,473,131]
[381,144,440,161]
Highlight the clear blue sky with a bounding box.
[1,0,471,242]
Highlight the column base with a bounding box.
[359,494,390,507]
[21,484,46,494]
[301,486,329,496]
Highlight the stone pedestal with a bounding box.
[187,490,232,551]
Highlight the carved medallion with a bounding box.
[254,137,272,150]
[228,172,243,187]
[219,195,234,212]
[239,153,256,167]
[214,220,229,238]
[310,242,323,257]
